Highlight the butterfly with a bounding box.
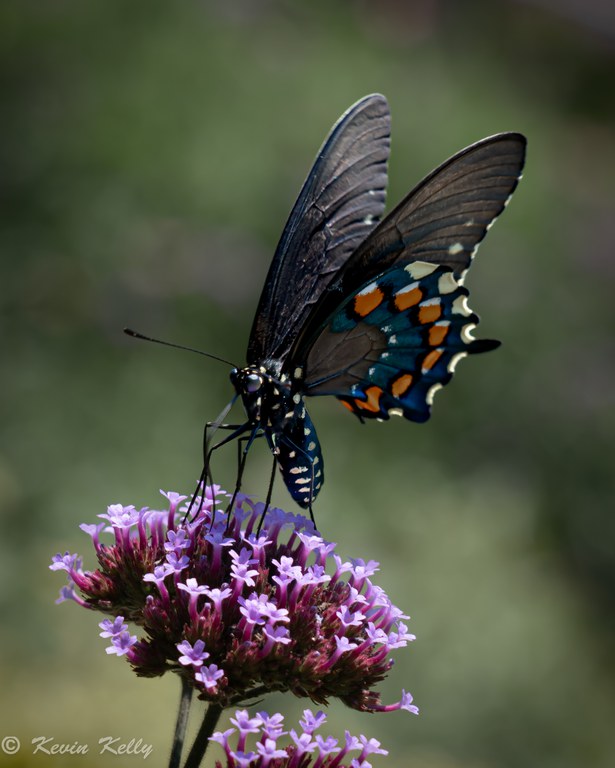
[221,94,525,513]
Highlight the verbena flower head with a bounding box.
[51,486,418,713]
[211,708,390,768]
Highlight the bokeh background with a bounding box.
[2,1,615,766]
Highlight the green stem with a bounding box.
[183,702,224,768]
[169,677,193,768]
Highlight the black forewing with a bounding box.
[290,132,526,377]
[247,94,391,365]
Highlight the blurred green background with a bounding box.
[2,1,614,766]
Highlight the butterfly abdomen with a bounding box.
[273,401,324,508]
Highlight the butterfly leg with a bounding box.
[256,454,278,535]
[235,432,264,482]
[225,425,262,519]
[185,420,250,521]
[203,421,247,505]
[189,394,243,518]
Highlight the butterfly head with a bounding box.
[230,364,292,428]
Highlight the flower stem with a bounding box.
[169,677,193,768]
[183,702,224,768]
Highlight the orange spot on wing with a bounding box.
[391,373,413,398]
[340,399,355,412]
[394,286,422,311]
[355,385,383,413]
[428,324,448,346]
[418,302,442,324]
[422,349,444,371]
[354,287,384,317]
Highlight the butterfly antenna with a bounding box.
[124,328,236,367]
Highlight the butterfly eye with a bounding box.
[245,373,262,393]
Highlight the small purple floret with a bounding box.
[177,639,209,667]
[211,709,389,768]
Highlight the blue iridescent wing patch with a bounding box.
[303,260,499,422]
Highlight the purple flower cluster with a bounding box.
[211,708,388,768]
[51,487,418,713]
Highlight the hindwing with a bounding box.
[303,261,498,422]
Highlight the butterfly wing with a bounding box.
[290,132,526,356]
[302,261,498,421]
[338,131,526,284]
[289,132,526,421]
[247,94,391,365]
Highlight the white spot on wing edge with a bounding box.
[461,323,477,343]
[452,295,472,316]
[426,383,443,405]
[448,351,468,373]
[448,242,464,256]
[438,272,458,295]
[388,407,403,417]
[404,261,438,279]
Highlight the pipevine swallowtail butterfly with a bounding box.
[208,94,525,514]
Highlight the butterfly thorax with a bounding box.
[230,364,296,431]
[231,363,324,509]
